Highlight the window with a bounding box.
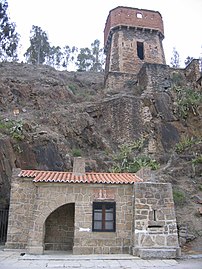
[92,202,116,232]
[137,41,144,60]
[136,12,142,19]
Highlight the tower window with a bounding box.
[136,12,142,19]
[137,42,144,60]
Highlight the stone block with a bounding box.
[166,235,179,246]
[136,248,178,259]
[73,246,93,255]
[141,235,155,247]
[94,247,103,254]
[156,235,166,246]
[27,245,44,254]
[109,246,122,254]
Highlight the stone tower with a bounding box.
[104,6,166,87]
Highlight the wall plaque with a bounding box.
[93,189,115,200]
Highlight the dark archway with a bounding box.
[44,203,75,251]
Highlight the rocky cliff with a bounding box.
[0,62,201,252]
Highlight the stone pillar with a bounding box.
[132,182,180,259]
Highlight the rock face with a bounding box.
[0,62,201,251]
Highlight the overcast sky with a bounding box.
[8,0,202,69]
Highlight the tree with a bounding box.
[184,56,193,66]
[76,39,104,72]
[0,0,19,60]
[62,45,78,68]
[47,45,63,68]
[90,39,104,72]
[24,25,50,64]
[76,47,93,71]
[170,47,180,68]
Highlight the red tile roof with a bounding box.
[18,170,142,184]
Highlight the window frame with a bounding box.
[92,202,116,232]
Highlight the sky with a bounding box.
[7,0,202,69]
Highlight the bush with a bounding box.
[192,155,202,165]
[0,118,24,141]
[71,148,82,157]
[174,87,202,119]
[175,136,201,153]
[173,189,186,206]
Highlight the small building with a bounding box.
[6,158,180,258]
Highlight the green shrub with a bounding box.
[72,148,82,157]
[174,87,202,119]
[110,138,160,173]
[192,155,202,165]
[0,118,24,141]
[68,83,77,93]
[175,136,201,153]
[173,189,186,206]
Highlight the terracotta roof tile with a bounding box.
[18,170,142,184]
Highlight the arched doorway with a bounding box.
[44,203,75,251]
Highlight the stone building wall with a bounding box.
[105,28,165,79]
[133,182,180,258]
[6,169,36,249]
[104,72,137,89]
[137,63,171,92]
